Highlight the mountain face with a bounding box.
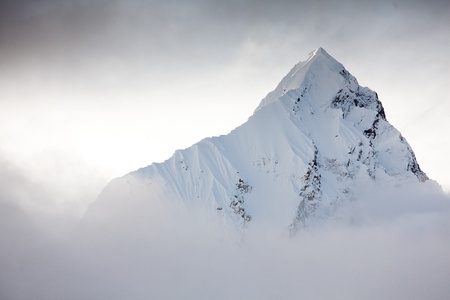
[85,48,429,234]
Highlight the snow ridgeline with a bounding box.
[84,47,431,235]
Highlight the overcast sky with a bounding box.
[1,0,449,218]
[1,1,450,299]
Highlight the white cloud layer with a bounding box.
[1,180,449,299]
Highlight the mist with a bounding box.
[1,178,449,299]
[1,0,450,299]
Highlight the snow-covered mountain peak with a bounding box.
[307,47,335,61]
[310,46,327,56]
[255,47,343,112]
[85,48,432,236]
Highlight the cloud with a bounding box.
[3,0,447,65]
[1,176,450,299]
[0,1,449,298]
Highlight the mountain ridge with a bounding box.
[84,48,430,234]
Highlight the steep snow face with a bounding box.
[84,48,429,234]
[255,47,344,112]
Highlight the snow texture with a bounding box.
[85,47,430,234]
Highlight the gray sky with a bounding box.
[1,1,450,298]
[1,0,449,217]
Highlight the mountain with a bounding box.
[84,48,430,235]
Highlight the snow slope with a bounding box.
[84,48,430,234]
